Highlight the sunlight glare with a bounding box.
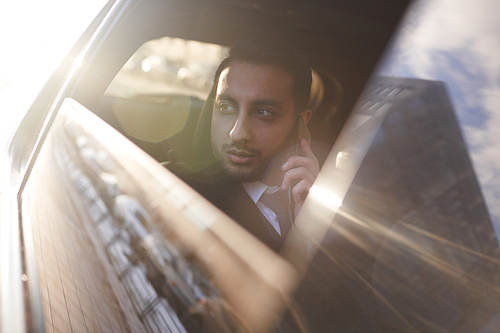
[0,0,107,153]
[309,184,343,211]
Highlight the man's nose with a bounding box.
[229,115,252,143]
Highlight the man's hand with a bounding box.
[281,138,320,217]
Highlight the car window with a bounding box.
[26,75,500,333]
[19,0,500,332]
[100,37,226,150]
[105,36,225,99]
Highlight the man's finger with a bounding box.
[300,138,315,159]
[281,167,316,191]
[281,140,319,173]
[292,179,312,203]
[281,155,317,172]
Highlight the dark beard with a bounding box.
[212,142,267,182]
[226,167,266,182]
[212,125,298,183]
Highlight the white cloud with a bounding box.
[382,0,500,81]
[468,88,500,218]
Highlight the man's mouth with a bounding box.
[226,149,257,164]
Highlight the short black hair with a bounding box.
[214,36,312,113]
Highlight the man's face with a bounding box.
[211,61,298,182]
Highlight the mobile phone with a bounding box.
[284,117,312,218]
[296,116,312,147]
[265,116,311,185]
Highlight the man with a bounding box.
[167,38,370,332]
[169,37,320,252]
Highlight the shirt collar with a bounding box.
[241,181,269,203]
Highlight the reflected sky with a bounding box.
[378,0,500,237]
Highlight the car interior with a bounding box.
[13,0,445,332]
[66,0,409,164]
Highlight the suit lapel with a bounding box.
[178,173,286,252]
[216,181,285,252]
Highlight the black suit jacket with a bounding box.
[174,170,375,332]
[181,174,287,252]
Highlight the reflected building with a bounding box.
[314,76,500,332]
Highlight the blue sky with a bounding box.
[378,0,500,235]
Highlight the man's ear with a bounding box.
[300,110,313,125]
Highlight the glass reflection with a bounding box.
[25,98,296,333]
[297,76,500,332]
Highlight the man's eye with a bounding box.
[218,103,236,113]
[256,109,273,117]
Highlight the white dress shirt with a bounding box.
[241,181,282,235]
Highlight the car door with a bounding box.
[8,0,500,332]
